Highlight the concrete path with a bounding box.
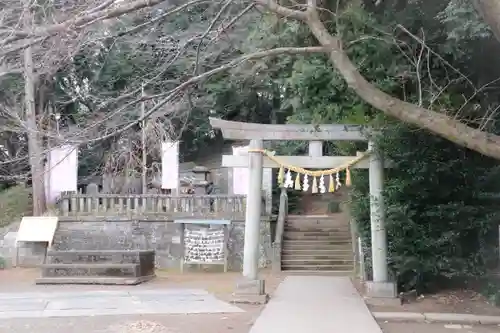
[250,276,383,333]
[0,289,243,319]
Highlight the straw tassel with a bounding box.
[294,173,301,190]
[345,167,352,187]
[277,165,284,186]
[328,174,335,192]
[312,176,318,193]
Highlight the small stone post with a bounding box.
[366,140,395,297]
[87,183,99,213]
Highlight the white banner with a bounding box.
[232,145,249,195]
[161,141,179,189]
[45,145,78,204]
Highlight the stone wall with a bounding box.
[51,219,272,271]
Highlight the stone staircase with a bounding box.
[281,214,354,275]
[36,250,156,285]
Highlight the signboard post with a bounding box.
[15,216,59,266]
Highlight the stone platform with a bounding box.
[0,289,243,319]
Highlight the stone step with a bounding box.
[281,248,352,255]
[42,263,138,269]
[35,276,153,285]
[284,234,351,241]
[40,263,141,278]
[45,250,154,264]
[286,214,347,222]
[286,215,345,221]
[282,270,354,276]
[282,253,353,260]
[284,228,348,234]
[46,250,153,256]
[282,259,354,265]
[283,244,352,251]
[287,214,342,219]
[285,221,348,228]
[283,239,351,245]
[284,227,350,233]
[281,264,354,271]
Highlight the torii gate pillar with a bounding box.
[365,141,396,298]
[242,139,263,280]
[233,139,268,304]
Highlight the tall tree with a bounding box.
[2,0,500,191]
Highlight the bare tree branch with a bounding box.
[254,0,307,20]
[83,46,327,143]
[1,0,206,49]
[193,0,233,75]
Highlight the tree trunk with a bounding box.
[474,0,500,44]
[23,4,46,215]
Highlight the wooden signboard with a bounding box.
[15,216,59,267]
[16,216,59,246]
[176,219,230,272]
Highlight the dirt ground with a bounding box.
[352,278,500,316]
[0,267,283,296]
[0,268,284,333]
[2,269,500,333]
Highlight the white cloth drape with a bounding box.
[161,141,179,189]
[44,145,78,204]
[232,145,249,195]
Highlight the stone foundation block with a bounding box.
[231,293,269,305]
[235,278,266,295]
[233,278,268,304]
[365,281,397,298]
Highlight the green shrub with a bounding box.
[350,124,500,293]
[0,185,32,228]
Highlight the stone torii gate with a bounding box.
[209,118,394,300]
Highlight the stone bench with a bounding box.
[36,250,155,285]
